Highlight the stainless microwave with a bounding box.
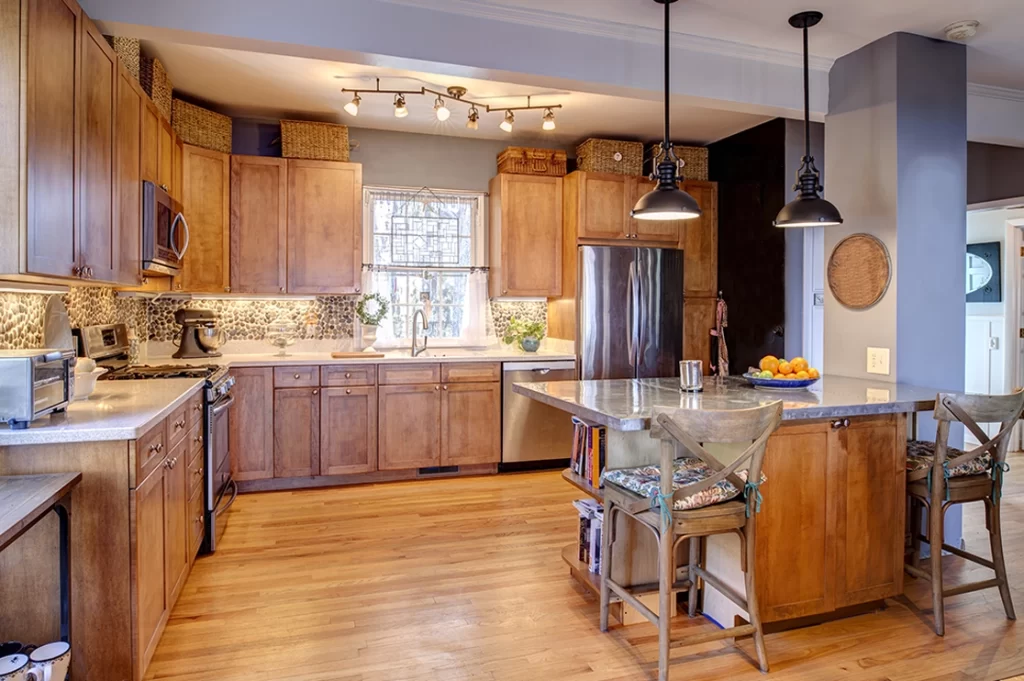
[142,180,190,276]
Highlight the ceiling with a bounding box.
[395,0,1024,90]
[144,41,771,144]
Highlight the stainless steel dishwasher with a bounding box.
[501,360,577,468]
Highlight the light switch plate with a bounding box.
[867,347,890,375]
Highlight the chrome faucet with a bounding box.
[411,292,431,357]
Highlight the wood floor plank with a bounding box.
[146,455,1024,681]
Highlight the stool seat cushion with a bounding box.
[906,439,991,478]
[602,457,763,512]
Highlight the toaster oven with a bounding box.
[0,349,77,429]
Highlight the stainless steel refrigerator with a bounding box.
[578,246,683,380]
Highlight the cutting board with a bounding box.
[330,352,385,359]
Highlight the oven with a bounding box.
[204,374,236,553]
[141,180,190,276]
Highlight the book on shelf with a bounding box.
[572,498,603,574]
[569,416,606,489]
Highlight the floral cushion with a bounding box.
[602,457,764,512]
[905,439,991,478]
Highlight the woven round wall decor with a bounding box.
[827,233,891,310]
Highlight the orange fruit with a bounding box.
[807,367,820,379]
[777,361,793,375]
[773,373,785,379]
[759,355,779,373]
[791,357,808,373]
[795,370,809,379]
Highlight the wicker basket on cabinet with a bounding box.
[140,55,173,120]
[172,99,232,154]
[576,138,643,176]
[496,147,567,176]
[645,143,708,181]
[280,120,350,162]
[105,36,140,80]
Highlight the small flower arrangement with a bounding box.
[502,317,545,352]
[355,293,389,327]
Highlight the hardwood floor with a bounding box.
[147,454,1024,681]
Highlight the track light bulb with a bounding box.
[344,94,361,117]
[500,110,514,133]
[542,108,556,131]
[433,96,450,122]
[393,94,408,118]
[466,107,480,130]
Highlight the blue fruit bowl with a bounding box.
[742,372,819,391]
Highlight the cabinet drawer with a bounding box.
[135,421,167,487]
[274,366,319,387]
[321,364,377,387]
[188,445,205,497]
[187,422,204,463]
[378,363,441,385]
[188,485,204,558]
[441,362,500,384]
[186,391,204,430]
[167,402,189,447]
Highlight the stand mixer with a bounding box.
[172,309,227,359]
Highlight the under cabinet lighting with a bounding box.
[0,280,70,295]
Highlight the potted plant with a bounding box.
[502,317,545,353]
[355,293,389,351]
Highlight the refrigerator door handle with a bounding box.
[626,260,635,367]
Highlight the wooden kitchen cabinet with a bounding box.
[115,61,144,286]
[755,414,906,623]
[488,174,563,298]
[132,441,170,680]
[566,171,631,241]
[274,387,321,478]
[230,156,288,294]
[177,144,230,293]
[320,386,378,475]
[378,384,442,470]
[681,180,719,297]
[158,117,174,194]
[172,133,184,202]
[141,98,160,184]
[229,367,275,481]
[163,437,190,609]
[441,382,501,465]
[286,159,362,294]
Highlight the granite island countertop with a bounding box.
[0,378,204,446]
[513,375,944,431]
[144,347,576,367]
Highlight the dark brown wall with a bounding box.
[968,142,1024,205]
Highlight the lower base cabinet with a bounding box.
[320,387,378,475]
[273,387,321,477]
[133,456,169,680]
[441,382,501,466]
[164,438,190,608]
[378,384,442,470]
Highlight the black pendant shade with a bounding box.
[774,10,843,228]
[631,0,702,222]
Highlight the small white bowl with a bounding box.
[73,367,107,401]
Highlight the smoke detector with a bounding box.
[943,20,979,42]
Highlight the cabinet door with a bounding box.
[115,62,143,286]
[683,296,716,373]
[441,382,500,466]
[274,387,321,478]
[25,0,81,278]
[231,156,287,294]
[630,178,681,243]
[172,133,184,202]
[832,414,906,607]
[490,174,562,298]
[378,384,441,470]
[576,172,629,240]
[178,145,230,292]
[158,116,174,192]
[755,420,835,623]
[132,461,168,680]
[287,159,362,294]
[681,181,718,297]
[163,438,189,607]
[78,17,118,282]
[229,367,274,481]
[141,98,160,184]
[320,386,377,475]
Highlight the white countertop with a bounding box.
[0,379,204,446]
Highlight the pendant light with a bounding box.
[774,11,843,228]
[632,0,702,222]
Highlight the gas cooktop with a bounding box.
[100,364,222,381]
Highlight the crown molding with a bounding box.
[968,83,1024,103]
[380,0,833,72]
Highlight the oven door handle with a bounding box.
[215,479,238,517]
[211,395,235,416]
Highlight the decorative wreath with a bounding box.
[356,292,389,326]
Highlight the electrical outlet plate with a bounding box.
[866,347,890,375]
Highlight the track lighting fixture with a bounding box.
[343,93,361,117]
[393,93,408,118]
[542,108,556,131]
[466,106,480,130]
[433,95,451,122]
[500,110,514,133]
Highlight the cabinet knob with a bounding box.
[312,389,319,395]
[443,385,448,391]
[174,418,185,430]
[193,433,203,444]
[355,287,361,293]
[502,289,508,295]
[831,418,850,430]
[435,385,440,391]
[294,373,301,379]
[224,286,232,293]
[194,403,203,412]
[345,389,352,395]
[72,265,83,277]
[344,372,351,378]
[159,183,168,191]
[280,287,285,293]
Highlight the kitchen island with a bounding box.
[513,375,942,628]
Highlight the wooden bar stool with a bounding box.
[599,402,783,679]
[905,390,1024,636]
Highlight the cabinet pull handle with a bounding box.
[194,403,203,412]
[175,418,186,429]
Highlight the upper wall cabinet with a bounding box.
[488,173,563,298]
[230,156,287,294]
[141,98,160,185]
[567,171,632,241]
[679,180,718,297]
[176,145,230,293]
[115,61,144,286]
[287,159,363,295]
